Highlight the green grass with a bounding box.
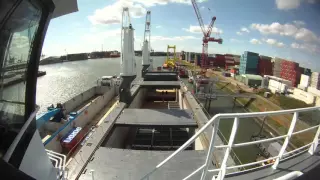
[268,94,312,109]
[216,81,313,147]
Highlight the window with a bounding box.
[0,0,42,157]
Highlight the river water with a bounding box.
[5,57,265,165]
[5,57,164,114]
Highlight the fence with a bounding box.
[141,106,320,180]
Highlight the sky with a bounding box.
[42,0,320,71]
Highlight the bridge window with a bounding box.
[0,1,42,157]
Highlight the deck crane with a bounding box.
[191,0,222,71]
[142,11,152,76]
[119,7,136,104]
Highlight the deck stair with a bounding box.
[168,101,180,109]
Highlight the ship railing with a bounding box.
[46,149,66,180]
[189,89,243,168]
[141,106,320,180]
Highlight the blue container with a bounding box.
[244,51,259,56]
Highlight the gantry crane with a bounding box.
[191,0,223,70]
[163,45,177,69]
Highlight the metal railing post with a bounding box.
[217,117,239,180]
[308,121,320,155]
[272,112,298,169]
[200,118,220,180]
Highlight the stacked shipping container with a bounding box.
[239,51,259,75]
[196,54,201,66]
[214,54,225,67]
[311,72,320,90]
[234,55,240,65]
[280,60,300,87]
[185,52,189,61]
[272,57,283,77]
[190,53,195,63]
[299,74,310,88]
[225,54,235,70]
[258,55,273,76]
[300,67,312,76]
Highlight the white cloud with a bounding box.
[263,38,277,45]
[277,42,285,47]
[251,22,319,43]
[295,28,318,42]
[230,38,243,43]
[293,20,305,27]
[197,0,208,2]
[151,35,198,41]
[201,6,205,9]
[307,0,320,3]
[236,27,249,36]
[132,0,170,7]
[291,42,320,54]
[82,28,121,43]
[183,25,223,34]
[88,0,209,25]
[156,25,162,28]
[275,0,301,10]
[131,0,207,7]
[250,39,262,45]
[262,38,285,47]
[275,0,320,10]
[88,0,147,25]
[11,33,29,48]
[241,27,250,33]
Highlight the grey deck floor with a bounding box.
[132,80,181,87]
[78,148,214,180]
[226,148,320,180]
[115,109,197,127]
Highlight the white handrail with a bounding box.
[3,106,39,161]
[46,149,66,179]
[274,171,303,180]
[141,106,320,180]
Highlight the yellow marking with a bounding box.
[96,100,119,126]
[155,89,176,93]
[153,101,176,102]
[42,135,51,143]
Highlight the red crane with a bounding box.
[191,0,223,69]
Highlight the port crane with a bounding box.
[191,0,223,70]
[119,7,136,104]
[142,11,152,75]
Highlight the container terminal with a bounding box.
[1,1,320,180]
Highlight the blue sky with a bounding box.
[42,0,320,70]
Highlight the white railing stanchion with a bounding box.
[200,118,220,180]
[272,112,298,169]
[308,121,320,155]
[140,106,320,180]
[217,117,239,180]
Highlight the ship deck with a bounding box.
[78,148,215,180]
[132,80,181,88]
[225,147,320,180]
[115,109,197,128]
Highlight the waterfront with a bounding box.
[3,57,266,164]
[4,57,165,114]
